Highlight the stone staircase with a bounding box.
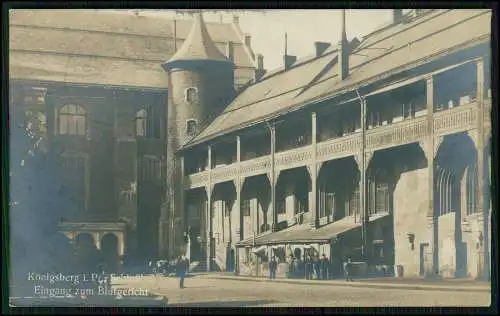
[189,257,208,273]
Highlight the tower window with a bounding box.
[186,119,198,136]
[185,87,199,104]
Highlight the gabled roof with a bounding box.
[186,9,491,147]
[163,12,232,69]
[9,10,255,88]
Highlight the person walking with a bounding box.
[304,256,312,280]
[343,257,353,281]
[177,255,189,289]
[313,255,320,280]
[269,256,278,280]
[320,253,329,280]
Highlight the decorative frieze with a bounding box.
[240,155,271,177]
[317,134,360,162]
[185,170,209,189]
[184,102,489,190]
[275,145,313,171]
[212,164,239,183]
[433,103,477,136]
[367,117,428,151]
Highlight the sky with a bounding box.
[133,9,409,71]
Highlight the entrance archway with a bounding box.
[226,247,236,272]
[49,233,75,273]
[435,132,477,278]
[75,233,101,272]
[101,233,119,273]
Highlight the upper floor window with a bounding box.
[60,152,87,213]
[58,104,86,136]
[186,119,198,136]
[242,199,251,217]
[136,105,161,139]
[185,87,199,104]
[138,155,162,182]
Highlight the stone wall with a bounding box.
[393,167,430,278]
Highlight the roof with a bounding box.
[188,9,491,147]
[9,10,255,88]
[236,217,361,247]
[236,213,390,247]
[163,12,232,70]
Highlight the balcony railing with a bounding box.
[184,101,487,190]
[433,102,477,136]
[367,116,428,151]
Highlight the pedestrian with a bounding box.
[304,256,312,280]
[343,257,353,281]
[269,256,277,280]
[177,255,189,289]
[286,255,293,279]
[313,255,320,280]
[320,253,329,280]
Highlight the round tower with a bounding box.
[160,12,235,258]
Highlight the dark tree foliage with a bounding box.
[9,114,79,281]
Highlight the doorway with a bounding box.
[420,242,429,276]
[226,247,235,272]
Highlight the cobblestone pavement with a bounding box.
[113,275,491,307]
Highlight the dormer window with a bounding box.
[185,87,199,104]
[186,119,198,136]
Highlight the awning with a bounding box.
[251,245,267,254]
[236,217,362,247]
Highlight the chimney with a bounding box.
[257,54,264,70]
[244,34,252,48]
[284,55,297,70]
[314,41,331,57]
[233,15,240,25]
[225,41,234,61]
[254,54,265,82]
[392,9,403,24]
[338,9,349,80]
[283,32,296,70]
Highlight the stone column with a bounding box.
[206,145,213,272]
[269,123,278,232]
[423,75,439,277]
[354,151,372,262]
[235,136,242,274]
[234,177,242,274]
[309,112,319,229]
[475,58,486,280]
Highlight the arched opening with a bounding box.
[48,233,75,273]
[185,187,206,262]
[211,181,236,271]
[74,233,101,273]
[101,233,119,273]
[241,175,271,238]
[435,132,477,278]
[275,167,311,228]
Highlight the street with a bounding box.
[112,274,491,307]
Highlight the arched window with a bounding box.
[185,87,199,104]
[466,164,477,215]
[136,105,161,139]
[60,152,87,213]
[347,188,360,219]
[186,119,198,136]
[370,169,391,215]
[138,155,162,182]
[58,104,86,136]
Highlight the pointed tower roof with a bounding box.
[162,12,233,70]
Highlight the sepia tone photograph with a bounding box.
[7,7,494,308]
